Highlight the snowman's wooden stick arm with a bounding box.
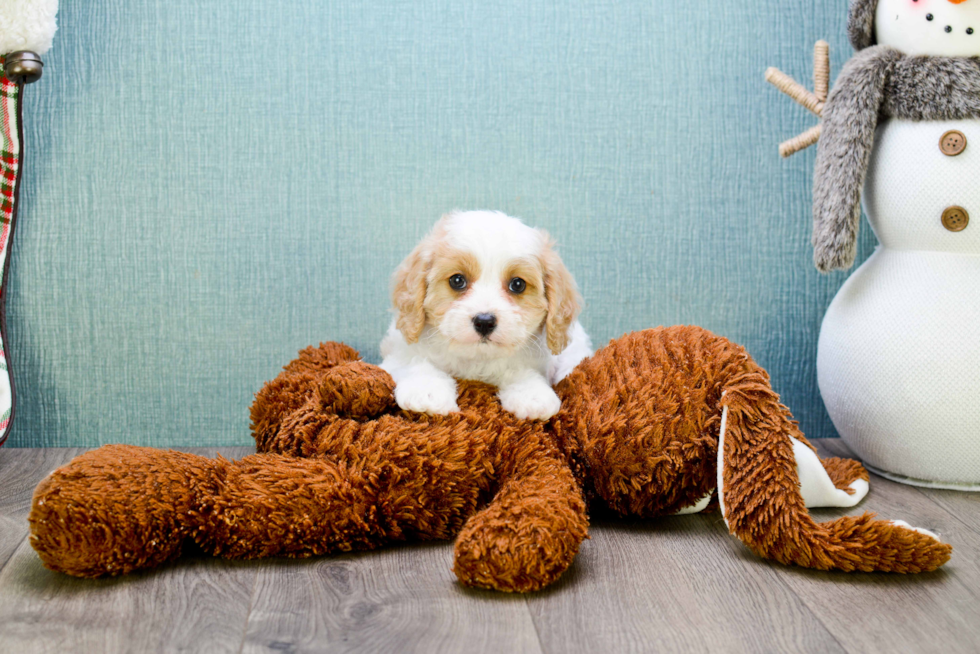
[765,68,824,117]
[780,124,822,158]
[813,40,830,102]
[766,40,832,158]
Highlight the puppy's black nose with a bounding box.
[472,313,497,337]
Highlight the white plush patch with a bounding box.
[673,490,713,516]
[889,519,941,542]
[791,436,869,508]
[716,404,729,529]
[875,0,980,57]
[0,0,59,56]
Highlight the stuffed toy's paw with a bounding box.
[29,445,214,578]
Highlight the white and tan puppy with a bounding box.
[380,210,592,420]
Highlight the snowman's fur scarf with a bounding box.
[812,47,980,272]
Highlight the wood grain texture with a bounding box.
[781,440,980,654]
[526,513,845,653]
[0,540,257,654]
[819,439,980,535]
[242,544,543,654]
[1,442,978,653]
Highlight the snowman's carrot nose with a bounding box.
[948,0,970,4]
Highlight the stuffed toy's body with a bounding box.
[812,0,980,489]
[29,327,950,591]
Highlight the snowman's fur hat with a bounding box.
[848,0,879,51]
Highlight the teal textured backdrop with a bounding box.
[8,0,873,447]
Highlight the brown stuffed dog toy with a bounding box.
[28,327,950,592]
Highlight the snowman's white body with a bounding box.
[817,117,980,489]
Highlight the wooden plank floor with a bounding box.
[0,442,977,654]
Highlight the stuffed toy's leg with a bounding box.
[718,371,952,572]
[29,440,485,578]
[30,433,587,591]
[452,425,588,593]
[30,446,219,577]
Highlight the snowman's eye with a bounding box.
[968,28,975,35]
[927,13,934,21]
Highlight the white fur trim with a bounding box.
[791,436,869,508]
[889,519,941,542]
[673,490,713,516]
[716,403,729,529]
[0,0,58,56]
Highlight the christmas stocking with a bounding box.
[0,0,58,445]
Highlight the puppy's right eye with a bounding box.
[448,274,467,291]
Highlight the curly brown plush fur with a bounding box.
[28,327,951,591]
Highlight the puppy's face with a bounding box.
[391,211,580,356]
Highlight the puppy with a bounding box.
[380,210,592,420]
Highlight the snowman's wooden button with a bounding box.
[941,206,969,232]
[939,130,967,156]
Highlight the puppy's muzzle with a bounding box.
[472,313,497,338]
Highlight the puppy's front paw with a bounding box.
[499,379,561,420]
[394,376,459,415]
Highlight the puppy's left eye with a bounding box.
[508,277,527,294]
[449,274,467,291]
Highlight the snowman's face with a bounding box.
[875,0,980,56]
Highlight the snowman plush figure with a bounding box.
[813,0,980,489]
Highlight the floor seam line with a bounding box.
[236,566,260,654]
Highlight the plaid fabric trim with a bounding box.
[0,56,20,435]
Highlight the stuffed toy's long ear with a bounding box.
[812,46,900,272]
[391,241,431,344]
[848,0,879,51]
[540,237,581,355]
[717,352,952,573]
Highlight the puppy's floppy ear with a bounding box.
[540,235,582,355]
[391,241,431,344]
